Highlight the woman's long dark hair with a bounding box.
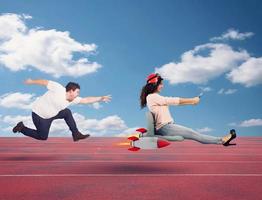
[140,76,163,109]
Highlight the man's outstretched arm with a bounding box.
[80,95,112,104]
[24,79,48,86]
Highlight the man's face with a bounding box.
[67,89,80,102]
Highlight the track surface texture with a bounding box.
[0,137,261,200]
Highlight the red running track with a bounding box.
[0,137,261,200]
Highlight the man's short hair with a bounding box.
[66,82,80,92]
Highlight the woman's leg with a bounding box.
[156,123,223,144]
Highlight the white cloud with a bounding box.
[156,29,262,87]
[228,122,237,127]
[196,127,213,133]
[199,87,213,92]
[239,119,262,127]
[210,28,254,41]
[224,89,237,95]
[199,86,212,92]
[217,88,237,95]
[217,88,224,94]
[90,102,102,110]
[0,13,27,40]
[0,13,101,77]
[2,114,31,124]
[227,57,262,87]
[0,92,35,109]
[73,113,128,131]
[156,43,249,85]
[229,119,262,127]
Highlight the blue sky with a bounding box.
[0,0,261,137]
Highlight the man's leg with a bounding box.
[53,108,78,133]
[53,108,89,141]
[14,112,52,140]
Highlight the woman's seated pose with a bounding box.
[140,73,236,146]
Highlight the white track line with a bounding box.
[1,153,262,155]
[0,160,261,163]
[0,173,261,177]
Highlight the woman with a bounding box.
[140,73,236,146]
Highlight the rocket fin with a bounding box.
[136,128,147,133]
[128,147,140,151]
[128,136,139,141]
[157,139,171,148]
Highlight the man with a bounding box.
[12,79,111,141]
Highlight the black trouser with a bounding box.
[21,108,79,140]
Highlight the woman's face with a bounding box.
[156,81,163,93]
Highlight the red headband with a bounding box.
[146,73,159,84]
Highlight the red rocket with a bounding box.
[127,128,170,151]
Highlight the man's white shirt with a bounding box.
[32,81,82,119]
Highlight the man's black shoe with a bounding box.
[12,122,25,133]
[72,131,90,142]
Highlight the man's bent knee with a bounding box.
[62,108,72,115]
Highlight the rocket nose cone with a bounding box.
[157,139,170,148]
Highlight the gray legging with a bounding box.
[156,123,223,144]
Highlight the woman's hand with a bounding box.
[192,96,200,105]
[178,97,200,105]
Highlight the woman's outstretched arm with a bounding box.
[179,97,200,105]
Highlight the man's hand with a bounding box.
[24,79,48,86]
[24,79,34,85]
[80,95,112,104]
[100,95,112,103]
